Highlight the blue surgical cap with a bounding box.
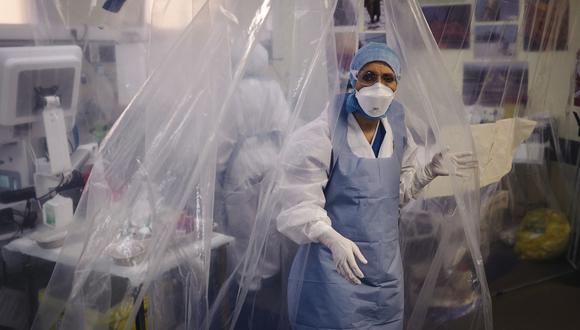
[349,42,402,87]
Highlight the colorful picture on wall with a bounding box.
[422,5,471,49]
[523,0,569,51]
[363,0,386,31]
[420,0,467,4]
[465,105,504,123]
[575,50,580,107]
[359,33,387,48]
[475,0,519,22]
[474,24,518,58]
[463,63,528,107]
[334,0,357,26]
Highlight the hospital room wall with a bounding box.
[434,0,580,142]
[423,0,580,216]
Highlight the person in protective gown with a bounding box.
[214,42,291,329]
[276,43,476,329]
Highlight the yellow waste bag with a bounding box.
[515,209,571,260]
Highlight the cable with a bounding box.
[492,269,575,297]
[35,173,65,203]
[21,200,36,230]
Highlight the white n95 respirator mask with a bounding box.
[355,83,395,118]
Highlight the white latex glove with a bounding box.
[317,227,368,285]
[408,149,478,200]
[425,149,478,179]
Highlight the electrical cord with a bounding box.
[35,173,66,204]
[0,170,83,239]
[21,200,35,230]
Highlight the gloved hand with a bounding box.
[318,228,367,285]
[408,149,478,200]
[425,149,478,179]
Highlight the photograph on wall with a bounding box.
[463,62,529,107]
[422,5,471,49]
[475,0,519,22]
[362,0,385,31]
[575,50,580,107]
[359,32,387,48]
[419,0,467,4]
[335,31,358,90]
[465,104,505,123]
[523,0,569,51]
[474,24,518,58]
[334,0,357,27]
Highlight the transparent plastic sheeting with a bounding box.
[28,1,492,330]
[418,0,580,270]
[27,0,203,144]
[383,2,491,329]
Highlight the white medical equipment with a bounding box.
[42,194,73,229]
[0,46,85,231]
[0,46,90,237]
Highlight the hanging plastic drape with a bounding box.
[418,0,580,318]
[419,0,579,273]
[23,0,496,329]
[1,1,151,329]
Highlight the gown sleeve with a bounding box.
[276,111,334,244]
[400,127,435,206]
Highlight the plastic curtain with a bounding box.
[22,0,496,329]
[418,0,579,269]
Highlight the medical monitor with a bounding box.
[0,45,82,128]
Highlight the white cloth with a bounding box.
[277,109,421,245]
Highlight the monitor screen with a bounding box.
[0,45,81,128]
[16,68,76,119]
[0,170,20,192]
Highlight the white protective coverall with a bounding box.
[215,43,290,288]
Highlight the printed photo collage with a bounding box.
[333,0,574,120]
[420,0,570,122]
